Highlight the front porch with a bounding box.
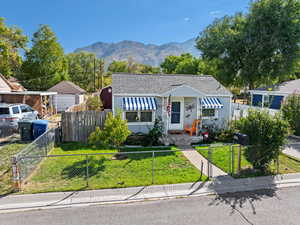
[162,95,224,137]
[162,133,203,146]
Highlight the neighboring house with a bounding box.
[48,81,86,112]
[112,73,233,134]
[0,74,56,117]
[0,91,57,117]
[249,79,300,109]
[99,85,112,110]
[0,74,25,92]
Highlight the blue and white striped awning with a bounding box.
[123,97,157,111]
[201,97,223,109]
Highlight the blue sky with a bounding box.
[2,0,250,53]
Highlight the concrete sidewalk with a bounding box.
[181,147,227,177]
[1,173,300,213]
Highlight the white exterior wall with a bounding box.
[54,94,76,112]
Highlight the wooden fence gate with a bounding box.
[61,111,107,143]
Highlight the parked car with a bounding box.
[0,103,39,130]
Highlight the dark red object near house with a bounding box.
[100,86,112,110]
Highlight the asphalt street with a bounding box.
[1,186,300,225]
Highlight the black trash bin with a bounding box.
[18,120,34,141]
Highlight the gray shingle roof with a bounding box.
[254,79,300,94]
[112,73,232,96]
[48,81,86,94]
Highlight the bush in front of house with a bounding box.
[281,94,300,136]
[144,117,164,146]
[88,111,131,150]
[234,109,290,172]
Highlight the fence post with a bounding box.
[200,161,203,180]
[237,145,242,174]
[86,155,89,187]
[228,145,232,174]
[276,154,279,174]
[207,146,212,178]
[231,145,235,176]
[11,156,20,191]
[152,151,155,184]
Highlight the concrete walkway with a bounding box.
[283,137,300,159]
[180,146,227,177]
[1,173,300,213]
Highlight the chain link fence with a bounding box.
[14,148,209,193]
[12,128,56,189]
[11,139,300,194]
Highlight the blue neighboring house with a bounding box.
[249,79,300,109]
[112,73,233,134]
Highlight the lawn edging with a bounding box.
[2,172,300,212]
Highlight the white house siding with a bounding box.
[54,94,76,112]
[184,97,197,127]
[113,96,163,134]
[0,78,11,92]
[113,95,232,133]
[201,96,231,128]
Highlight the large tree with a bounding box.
[196,0,300,89]
[20,25,68,90]
[67,52,105,91]
[108,58,160,74]
[0,17,28,77]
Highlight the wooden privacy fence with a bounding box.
[61,111,107,143]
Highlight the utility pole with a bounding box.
[94,56,96,92]
[99,60,104,90]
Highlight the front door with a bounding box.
[169,98,184,130]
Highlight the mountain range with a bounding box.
[74,38,199,67]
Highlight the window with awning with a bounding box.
[122,97,157,111]
[201,97,223,109]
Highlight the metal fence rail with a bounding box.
[12,128,56,186]
[11,143,298,194]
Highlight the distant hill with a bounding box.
[74,38,200,67]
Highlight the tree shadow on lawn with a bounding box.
[61,157,106,179]
[58,142,97,152]
[121,148,176,160]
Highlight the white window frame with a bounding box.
[123,111,155,125]
[201,108,219,119]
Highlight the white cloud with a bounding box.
[210,10,222,17]
[184,17,191,22]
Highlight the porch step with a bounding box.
[163,134,203,146]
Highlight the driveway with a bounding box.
[283,137,300,159]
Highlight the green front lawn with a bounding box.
[0,143,27,195]
[196,144,300,178]
[22,143,206,193]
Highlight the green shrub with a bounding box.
[234,109,290,172]
[89,111,131,150]
[281,94,300,136]
[86,96,102,111]
[144,117,164,146]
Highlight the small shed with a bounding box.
[99,86,112,110]
[48,81,86,112]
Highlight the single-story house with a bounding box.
[112,73,233,134]
[0,74,25,92]
[99,85,112,110]
[0,91,57,116]
[48,81,86,112]
[249,79,300,109]
[0,74,56,117]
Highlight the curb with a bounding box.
[1,173,300,213]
